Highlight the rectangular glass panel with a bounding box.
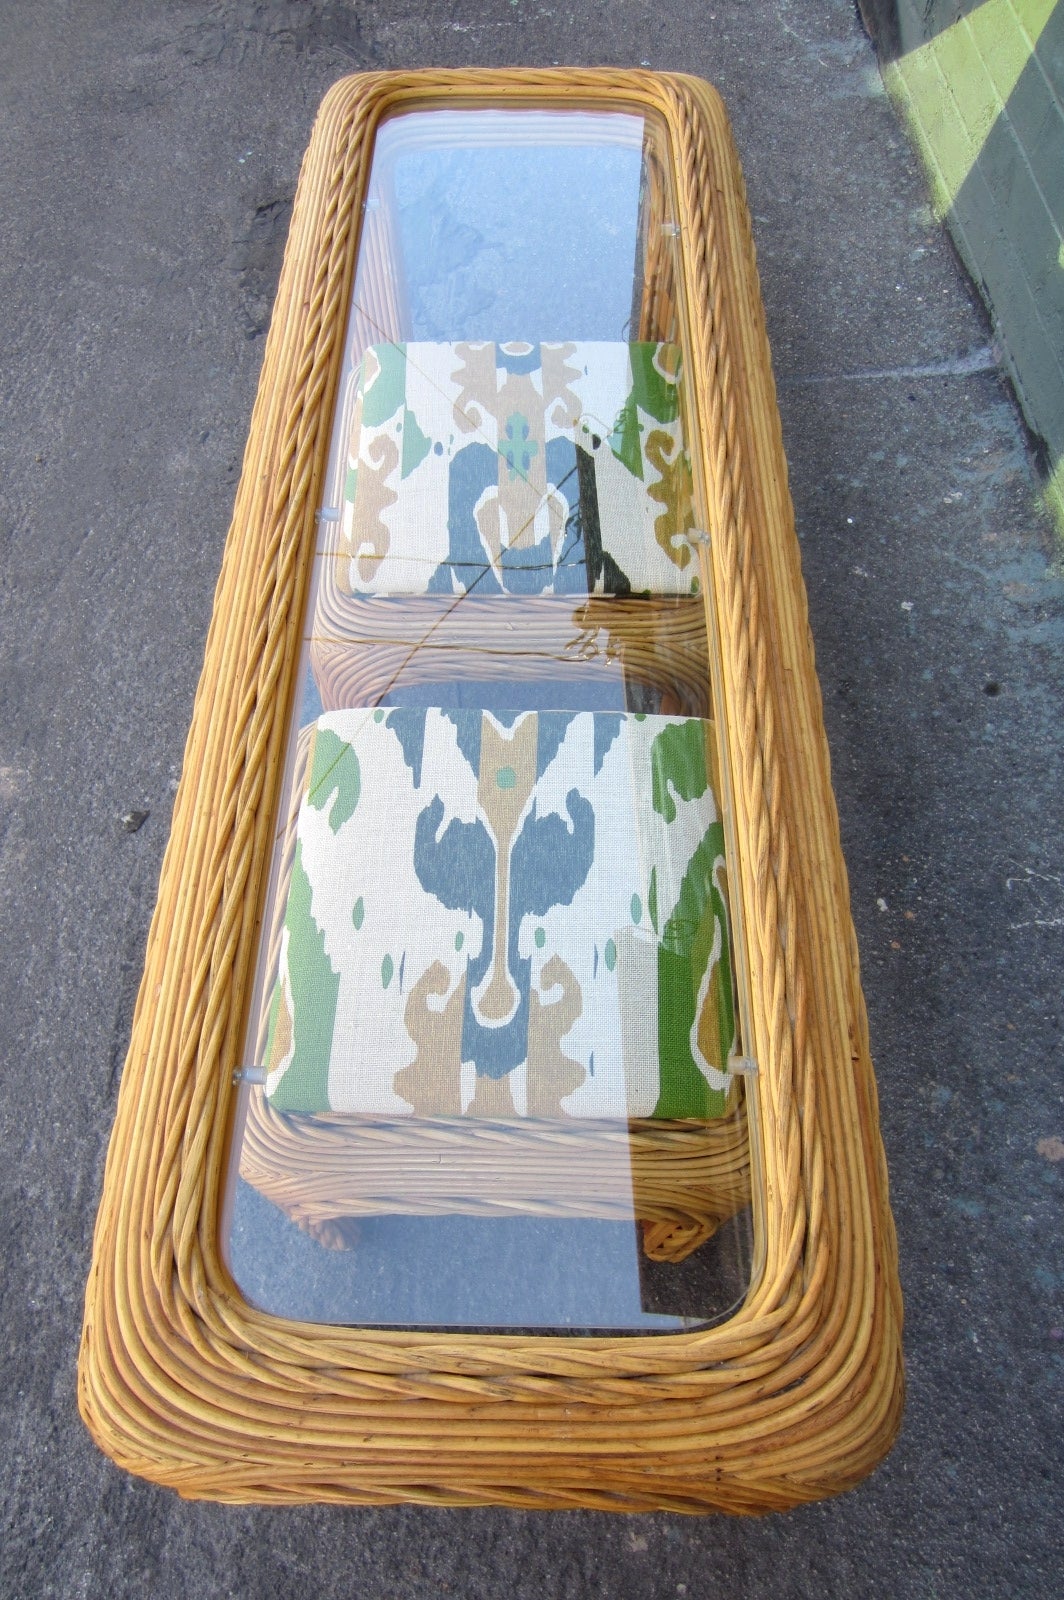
[223,104,756,1332]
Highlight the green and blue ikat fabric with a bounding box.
[334,340,700,598]
[265,707,735,1120]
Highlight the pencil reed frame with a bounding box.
[79,69,903,1513]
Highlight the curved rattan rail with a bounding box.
[79,70,903,1512]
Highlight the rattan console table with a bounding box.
[79,69,903,1513]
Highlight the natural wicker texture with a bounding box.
[79,70,903,1512]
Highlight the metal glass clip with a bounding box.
[232,1065,268,1086]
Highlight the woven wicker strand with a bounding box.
[79,71,903,1512]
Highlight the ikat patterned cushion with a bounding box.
[332,340,700,598]
[264,707,736,1120]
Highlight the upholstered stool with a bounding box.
[240,706,748,1260]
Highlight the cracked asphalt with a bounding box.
[1,3,1062,1596]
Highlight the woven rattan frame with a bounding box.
[79,70,903,1512]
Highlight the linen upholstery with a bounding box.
[265,707,735,1119]
[331,340,700,599]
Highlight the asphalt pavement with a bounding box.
[1,3,1061,1596]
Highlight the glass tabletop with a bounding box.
[223,102,756,1333]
